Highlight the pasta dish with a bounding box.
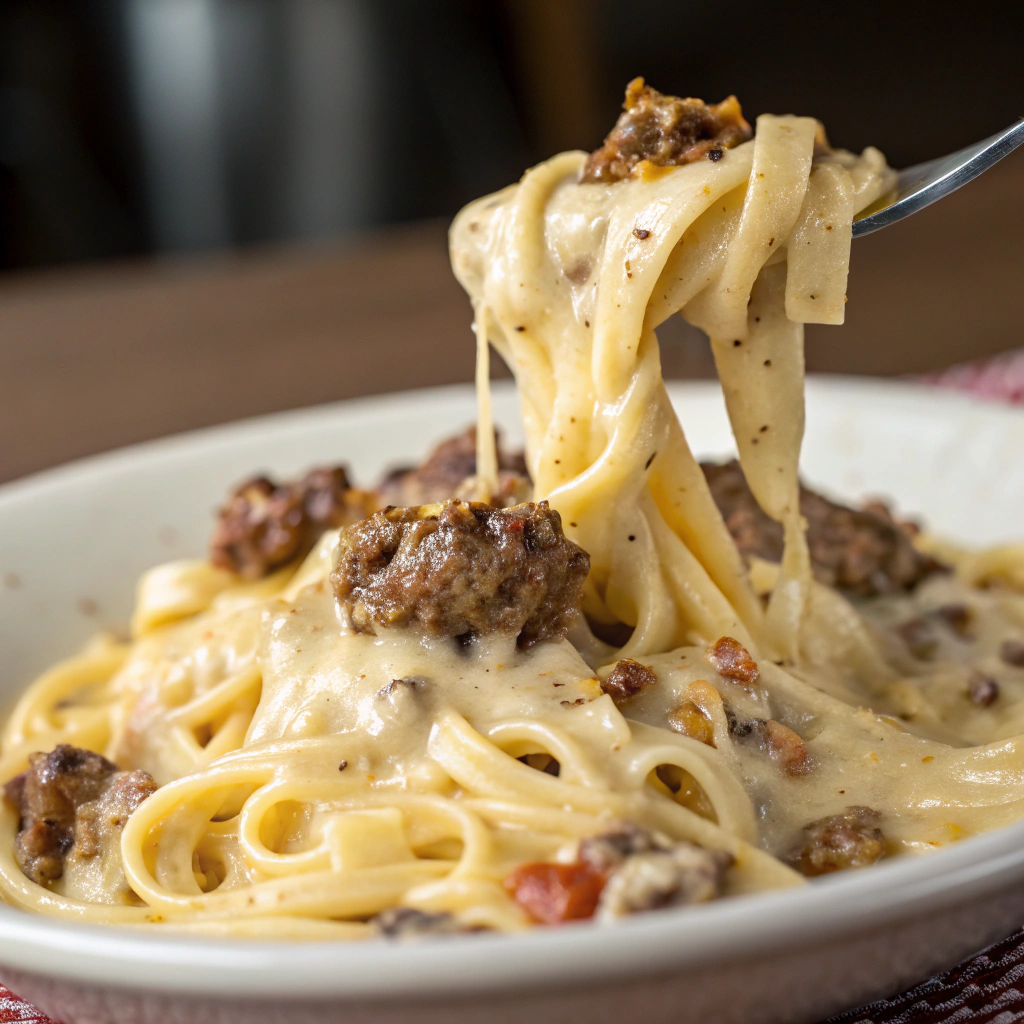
[4,80,1024,940]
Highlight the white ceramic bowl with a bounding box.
[2,378,1024,1024]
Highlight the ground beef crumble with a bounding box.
[331,499,589,647]
[702,460,945,598]
[786,806,886,876]
[707,636,760,687]
[601,658,658,702]
[210,466,372,579]
[3,744,155,886]
[582,78,752,184]
[725,707,812,775]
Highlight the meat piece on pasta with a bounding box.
[210,466,372,579]
[3,744,155,887]
[702,460,945,598]
[706,636,760,687]
[582,78,752,183]
[331,499,589,647]
[786,807,887,876]
[601,658,658,703]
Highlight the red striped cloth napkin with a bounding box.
[2,354,1023,1023]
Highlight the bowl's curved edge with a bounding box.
[0,817,1023,1000]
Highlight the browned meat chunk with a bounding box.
[707,636,760,687]
[786,807,886,877]
[372,907,468,939]
[725,708,812,776]
[3,745,156,886]
[759,719,813,776]
[376,426,530,508]
[601,658,658,703]
[331,499,589,648]
[702,460,945,598]
[580,824,731,919]
[210,466,372,579]
[582,78,752,184]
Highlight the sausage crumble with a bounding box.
[725,707,812,776]
[582,78,752,184]
[786,806,886,876]
[702,460,945,598]
[210,466,372,579]
[601,658,658,703]
[707,636,760,687]
[3,744,155,886]
[331,499,589,648]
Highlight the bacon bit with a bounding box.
[762,720,812,775]
[706,636,760,687]
[601,659,657,702]
[503,861,606,924]
[667,701,715,746]
[787,807,885,876]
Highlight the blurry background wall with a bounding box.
[1,0,1020,269]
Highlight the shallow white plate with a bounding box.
[1,377,1024,1024]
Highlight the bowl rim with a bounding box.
[1,376,1023,1002]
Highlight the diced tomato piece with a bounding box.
[503,861,606,924]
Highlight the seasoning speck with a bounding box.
[708,147,723,162]
[633,227,651,239]
[338,760,348,771]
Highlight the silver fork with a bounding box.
[852,117,1024,237]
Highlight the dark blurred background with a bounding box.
[0,0,1022,482]
[2,0,1020,269]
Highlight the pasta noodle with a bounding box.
[4,86,1024,938]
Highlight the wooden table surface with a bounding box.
[1,149,1021,485]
